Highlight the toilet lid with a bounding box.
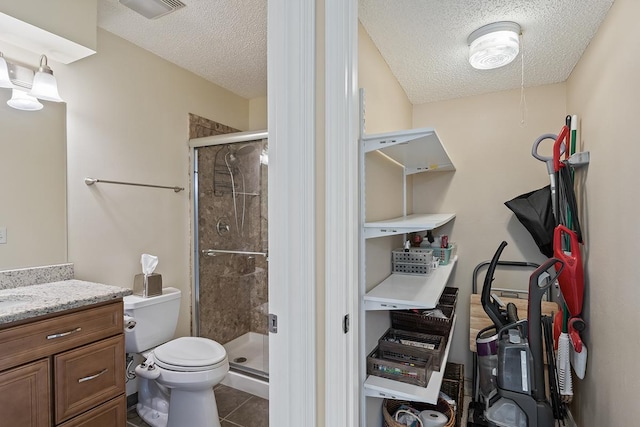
[153,337,227,371]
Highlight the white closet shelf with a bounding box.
[364,315,457,404]
[362,128,455,175]
[364,213,456,239]
[364,256,457,311]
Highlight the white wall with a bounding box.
[412,83,566,371]
[55,28,249,337]
[249,96,267,130]
[566,0,640,424]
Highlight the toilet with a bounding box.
[124,287,229,427]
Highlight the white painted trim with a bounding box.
[324,0,360,426]
[188,130,268,148]
[267,0,317,426]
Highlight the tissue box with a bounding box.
[133,273,163,297]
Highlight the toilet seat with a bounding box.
[153,337,227,372]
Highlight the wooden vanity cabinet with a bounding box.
[0,300,125,427]
[0,359,50,427]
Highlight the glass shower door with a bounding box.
[195,138,269,379]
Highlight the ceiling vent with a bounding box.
[119,0,186,20]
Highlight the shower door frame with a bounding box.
[189,129,269,340]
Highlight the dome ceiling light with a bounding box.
[468,21,521,70]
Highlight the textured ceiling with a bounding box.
[97,0,267,100]
[97,0,614,104]
[360,0,614,104]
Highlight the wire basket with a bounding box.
[382,398,455,427]
[438,287,459,311]
[441,363,465,427]
[379,328,447,371]
[367,346,433,387]
[391,305,455,336]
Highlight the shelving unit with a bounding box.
[362,128,455,175]
[359,125,457,425]
[364,315,457,403]
[364,213,456,239]
[364,256,457,311]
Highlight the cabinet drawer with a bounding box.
[0,359,50,427]
[0,301,123,371]
[54,335,125,424]
[57,396,126,427]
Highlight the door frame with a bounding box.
[268,0,360,425]
[323,0,360,426]
[267,1,319,426]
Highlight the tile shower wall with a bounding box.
[190,114,268,345]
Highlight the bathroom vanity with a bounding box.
[0,275,131,427]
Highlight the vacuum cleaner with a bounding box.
[470,241,564,427]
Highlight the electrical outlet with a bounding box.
[0,227,6,244]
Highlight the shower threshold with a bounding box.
[224,331,269,380]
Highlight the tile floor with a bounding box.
[127,382,469,427]
[126,384,268,427]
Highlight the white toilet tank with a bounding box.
[123,287,181,353]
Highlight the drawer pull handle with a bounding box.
[46,327,82,340]
[78,369,109,383]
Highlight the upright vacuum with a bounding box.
[471,241,563,427]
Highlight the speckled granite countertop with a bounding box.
[0,279,132,325]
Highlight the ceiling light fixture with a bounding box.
[468,21,521,70]
[28,55,64,103]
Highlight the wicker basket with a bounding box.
[379,328,447,371]
[367,346,433,387]
[440,363,464,427]
[438,287,459,311]
[391,305,455,336]
[382,398,455,427]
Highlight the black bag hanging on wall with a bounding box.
[504,185,555,257]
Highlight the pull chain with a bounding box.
[520,32,527,126]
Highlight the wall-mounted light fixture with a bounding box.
[7,88,43,111]
[0,52,15,88]
[0,52,64,111]
[468,21,521,70]
[29,55,64,103]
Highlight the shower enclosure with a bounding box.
[192,131,269,380]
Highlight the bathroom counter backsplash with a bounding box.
[0,263,75,289]
[0,278,132,325]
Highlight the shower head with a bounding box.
[235,144,256,156]
[227,144,256,163]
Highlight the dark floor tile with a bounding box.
[126,407,151,427]
[225,396,269,427]
[215,384,255,418]
[221,421,243,427]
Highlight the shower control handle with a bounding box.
[216,218,230,235]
